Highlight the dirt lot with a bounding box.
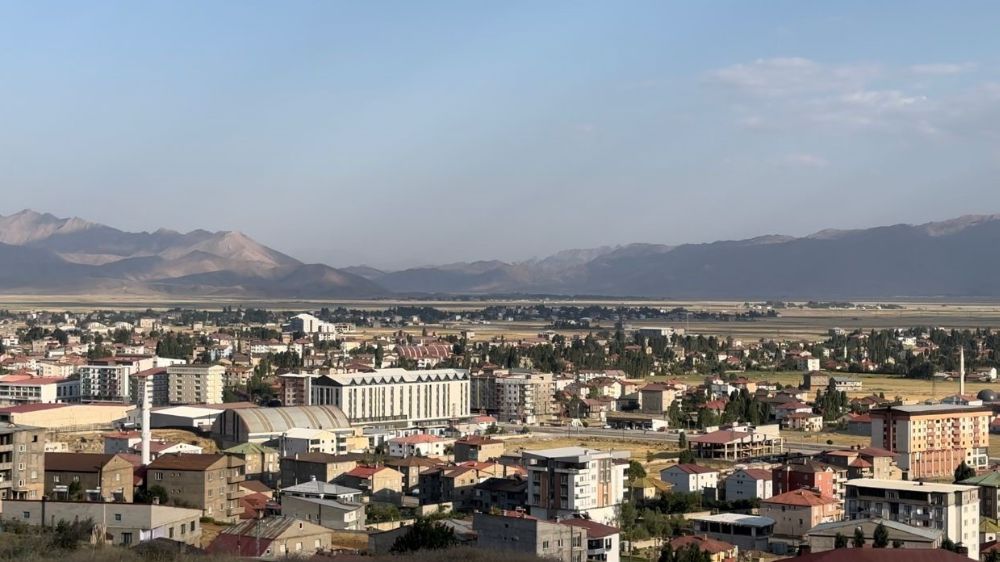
[51,429,218,454]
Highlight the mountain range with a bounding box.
[4,209,1000,299]
[0,210,383,298]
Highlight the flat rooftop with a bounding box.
[690,512,775,527]
[847,478,977,493]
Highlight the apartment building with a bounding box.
[523,447,629,525]
[147,453,245,523]
[0,376,78,405]
[309,368,470,425]
[469,369,554,423]
[773,459,848,502]
[387,434,453,458]
[870,404,991,479]
[725,468,774,502]
[474,512,588,562]
[639,384,677,414]
[454,436,505,462]
[223,442,279,486]
[278,373,315,407]
[660,464,718,494]
[760,488,842,540]
[496,371,554,423]
[846,478,980,560]
[166,365,225,405]
[0,425,45,500]
[79,358,149,402]
[279,452,360,487]
[44,453,134,502]
[130,367,169,406]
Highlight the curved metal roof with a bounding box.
[233,405,351,434]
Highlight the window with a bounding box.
[190,522,195,532]
[22,512,30,520]
[155,472,163,480]
[121,533,133,545]
[169,527,174,539]
[53,475,60,483]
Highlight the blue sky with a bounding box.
[2,1,1000,268]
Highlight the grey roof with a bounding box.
[280,480,361,497]
[881,404,990,414]
[281,495,363,512]
[807,518,942,541]
[231,405,351,434]
[690,513,775,527]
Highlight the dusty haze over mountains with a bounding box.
[4,209,1000,299]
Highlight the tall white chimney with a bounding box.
[140,376,152,466]
[960,347,966,397]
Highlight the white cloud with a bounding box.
[909,62,977,76]
[782,153,829,168]
[707,57,1000,138]
[709,57,879,97]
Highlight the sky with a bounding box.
[2,1,1000,269]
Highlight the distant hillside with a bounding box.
[369,215,1000,299]
[0,210,385,298]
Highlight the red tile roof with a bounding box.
[558,518,620,539]
[669,535,735,555]
[782,549,970,562]
[763,488,838,507]
[667,464,717,475]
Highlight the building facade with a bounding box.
[309,368,470,425]
[845,478,980,560]
[167,365,226,405]
[523,447,628,525]
[0,425,45,500]
[870,404,991,479]
[146,453,246,523]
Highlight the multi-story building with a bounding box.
[660,464,718,494]
[166,365,225,405]
[470,369,554,423]
[279,452,360,487]
[523,447,629,525]
[773,459,848,502]
[79,357,151,402]
[639,384,677,415]
[474,512,588,562]
[0,376,78,405]
[223,442,279,486]
[44,452,134,502]
[279,494,366,531]
[146,453,245,523]
[496,371,554,424]
[130,367,169,406]
[0,425,45,499]
[278,373,315,407]
[870,404,991,479]
[309,368,470,425]
[725,468,774,502]
[387,434,453,458]
[454,436,505,462]
[279,428,346,457]
[688,425,784,461]
[846,478,980,560]
[760,488,841,541]
[819,447,902,480]
[207,516,336,560]
[959,471,1000,520]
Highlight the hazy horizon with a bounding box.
[4,2,1000,269]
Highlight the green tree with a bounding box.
[852,527,866,548]
[366,502,400,523]
[985,550,1000,562]
[834,533,848,549]
[941,538,957,552]
[627,460,646,481]
[955,461,976,483]
[677,449,696,464]
[390,519,458,553]
[659,544,711,562]
[892,540,904,549]
[873,522,889,548]
[678,431,687,449]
